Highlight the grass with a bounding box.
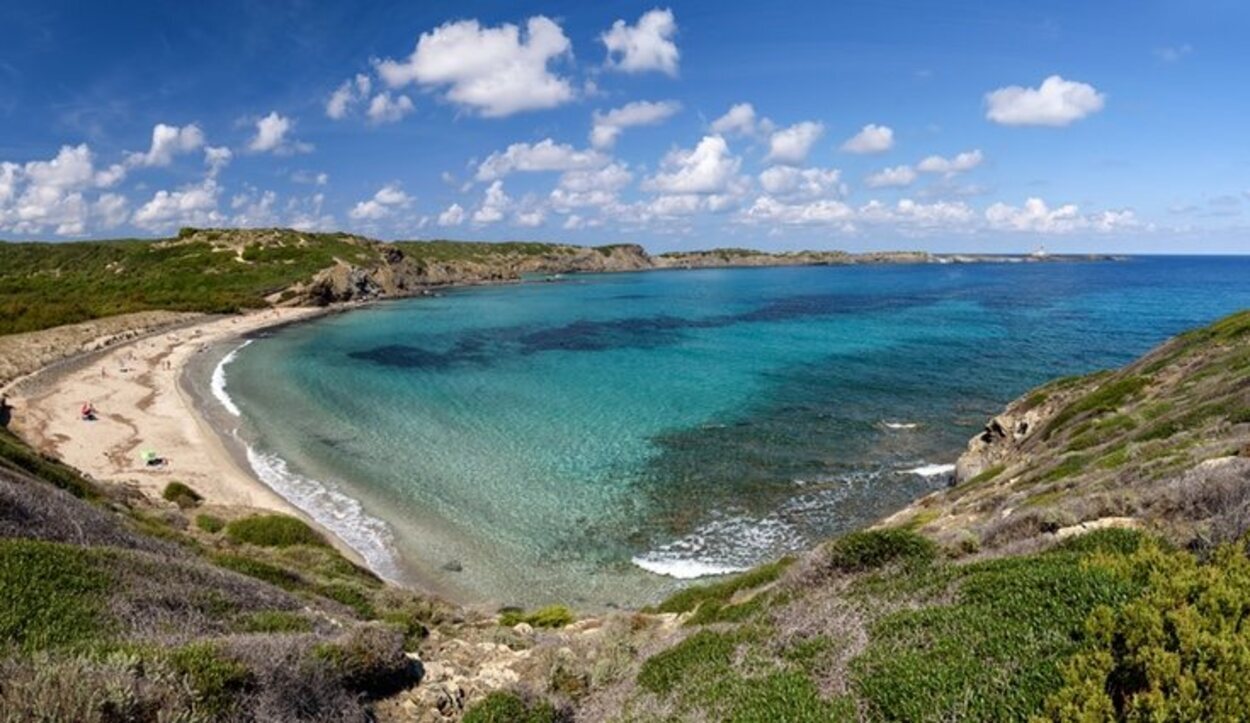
[650,556,795,616]
[167,643,254,717]
[195,513,225,533]
[225,514,329,548]
[0,428,99,500]
[161,481,202,509]
[1044,375,1151,439]
[237,610,313,634]
[1042,454,1090,482]
[962,464,1006,488]
[0,540,112,651]
[499,604,575,629]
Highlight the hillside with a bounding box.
[1,303,1248,719]
[0,227,1116,337]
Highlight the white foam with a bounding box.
[632,514,802,580]
[630,557,747,579]
[900,463,956,477]
[244,444,401,582]
[882,421,919,430]
[210,340,252,417]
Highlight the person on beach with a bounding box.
[81,402,96,421]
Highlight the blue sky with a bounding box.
[0,1,1246,252]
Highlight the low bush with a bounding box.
[167,642,254,717]
[225,514,328,548]
[195,513,225,533]
[312,624,413,698]
[827,528,936,573]
[463,691,564,723]
[237,610,313,634]
[499,604,574,629]
[162,481,202,509]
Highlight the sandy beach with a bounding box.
[2,307,369,562]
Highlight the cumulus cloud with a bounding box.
[248,112,310,154]
[766,121,824,165]
[438,202,466,226]
[476,139,608,182]
[741,195,854,226]
[558,163,633,194]
[326,74,372,119]
[367,92,415,124]
[601,8,679,76]
[128,123,205,167]
[590,100,681,149]
[0,144,132,236]
[840,124,894,154]
[643,135,742,194]
[515,209,546,227]
[349,183,413,220]
[132,179,224,231]
[984,197,1137,233]
[985,75,1105,127]
[473,180,510,224]
[710,103,760,136]
[758,166,844,198]
[865,165,918,188]
[204,146,232,177]
[858,198,977,229]
[916,149,983,176]
[376,16,574,117]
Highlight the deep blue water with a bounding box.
[217,257,1250,607]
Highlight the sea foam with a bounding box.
[244,445,401,583]
[632,514,802,579]
[882,421,919,430]
[901,463,956,477]
[210,340,252,417]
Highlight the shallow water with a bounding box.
[216,257,1250,607]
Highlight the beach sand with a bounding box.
[4,307,368,563]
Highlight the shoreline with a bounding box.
[5,306,378,570]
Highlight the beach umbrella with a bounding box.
[141,450,158,464]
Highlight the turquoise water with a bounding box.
[218,257,1250,607]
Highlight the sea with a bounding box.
[207,256,1250,608]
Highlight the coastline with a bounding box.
[4,306,376,570]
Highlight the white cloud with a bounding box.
[128,123,205,167]
[984,197,1082,233]
[515,209,546,227]
[132,179,224,231]
[766,121,824,165]
[710,103,758,136]
[326,74,372,119]
[1154,44,1192,63]
[916,149,983,176]
[473,180,510,224]
[562,214,584,230]
[601,8,679,76]
[840,123,900,153]
[643,135,742,194]
[558,162,633,194]
[376,16,574,118]
[865,165,917,188]
[438,203,466,226]
[93,193,129,229]
[741,195,854,226]
[985,75,1106,127]
[590,100,681,149]
[758,166,844,198]
[840,124,894,154]
[204,146,232,177]
[476,139,608,181]
[290,170,328,186]
[349,183,413,220]
[0,144,131,236]
[367,92,415,124]
[248,112,310,154]
[864,198,977,229]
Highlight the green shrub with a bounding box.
[638,629,742,695]
[315,583,376,618]
[195,513,225,533]
[1043,540,1250,720]
[1043,454,1090,482]
[499,604,574,629]
[463,691,562,723]
[0,429,99,500]
[161,481,202,509]
[0,540,111,651]
[168,643,253,717]
[827,528,936,573]
[1045,376,1151,438]
[225,514,328,548]
[964,464,1006,487]
[651,556,794,615]
[210,552,302,589]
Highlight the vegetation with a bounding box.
[499,604,576,629]
[195,513,225,533]
[0,539,110,651]
[826,528,936,572]
[649,556,794,615]
[162,481,202,509]
[224,513,329,548]
[463,691,564,723]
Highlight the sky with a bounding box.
[0,0,1247,253]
